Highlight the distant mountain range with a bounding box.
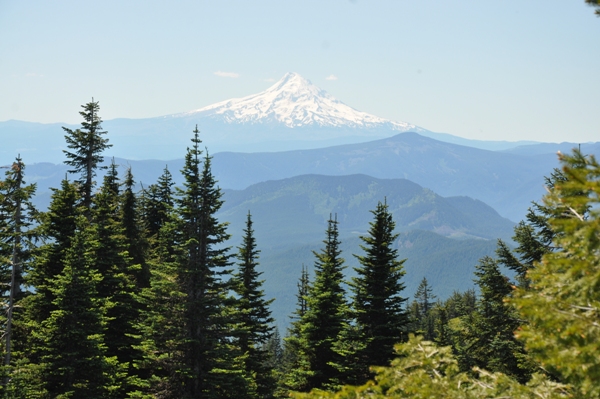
[24,132,599,223]
[0,72,568,164]
[5,72,598,329]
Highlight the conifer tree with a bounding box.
[174,126,245,398]
[24,177,81,374]
[35,216,119,398]
[298,216,348,391]
[350,200,408,371]
[514,149,600,396]
[142,166,174,241]
[409,277,437,340]
[233,212,276,399]
[0,158,38,374]
[458,257,532,382]
[278,266,311,397]
[62,99,112,211]
[122,167,150,288]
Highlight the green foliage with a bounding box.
[408,277,437,340]
[350,200,408,370]
[291,336,567,399]
[232,212,276,398]
[62,99,112,210]
[586,0,600,16]
[514,150,600,397]
[456,257,533,382]
[34,216,122,398]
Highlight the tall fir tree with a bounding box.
[349,200,408,374]
[34,216,119,398]
[62,99,112,211]
[278,266,311,397]
[91,166,143,396]
[232,212,276,399]
[298,216,348,392]
[174,126,246,398]
[0,158,38,376]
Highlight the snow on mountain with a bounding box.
[170,72,422,131]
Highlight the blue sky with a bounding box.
[1,0,599,143]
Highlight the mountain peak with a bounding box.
[176,73,421,131]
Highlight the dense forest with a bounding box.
[1,101,599,398]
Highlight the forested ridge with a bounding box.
[1,101,599,398]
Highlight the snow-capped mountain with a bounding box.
[170,72,422,132]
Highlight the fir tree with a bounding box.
[122,167,150,288]
[278,266,311,397]
[233,212,276,399]
[35,216,119,398]
[62,99,112,211]
[514,149,600,396]
[92,168,143,395]
[174,126,245,398]
[459,256,532,382]
[0,158,38,375]
[142,166,175,241]
[350,200,408,372]
[298,216,348,391]
[409,277,437,340]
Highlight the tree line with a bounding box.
[1,100,599,398]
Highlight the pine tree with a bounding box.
[410,277,437,340]
[232,212,276,399]
[174,126,245,398]
[91,167,143,396]
[62,99,112,211]
[0,158,38,376]
[297,216,348,391]
[278,266,311,397]
[458,256,532,382]
[35,216,119,398]
[122,167,150,288]
[24,177,81,374]
[350,200,408,371]
[514,149,600,396]
[141,166,174,242]
[135,217,187,398]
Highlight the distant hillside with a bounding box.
[23,132,581,222]
[219,174,515,249]
[210,132,565,222]
[213,174,514,330]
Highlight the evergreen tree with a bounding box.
[24,177,81,375]
[122,167,150,288]
[278,266,311,397]
[35,216,119,398]
[92,167,143,395]
[409,277,437,340]
[135,217,187,398]
[298,216,348,391]
[458,257,532,382]
[350,200,408,370]
[0,158,38,376]
[174,126,245,398]
[514,149,600,396]
[62,99,112,211]
[142,166,174,241]
[232,212,276,399]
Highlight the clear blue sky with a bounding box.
[1,0,599,143]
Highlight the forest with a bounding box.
[1,100,599,398]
